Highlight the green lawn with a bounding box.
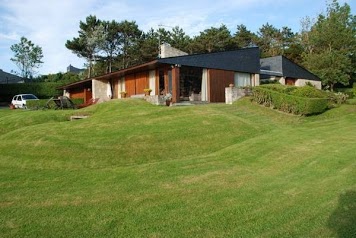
[0,99,355,237]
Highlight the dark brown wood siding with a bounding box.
[208,69,234,102]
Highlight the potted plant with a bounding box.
[163,93,172,106]
[144,88,152,96]
[120,91,127,98]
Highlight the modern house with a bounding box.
[0,69,24,84]
[59,46,322,104]
[260,56,322,89]
[59,46,261,104]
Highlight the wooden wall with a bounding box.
[69,87,85,99]
[172,67,180,103]
[208,69,234,102]
[125,74,136,96]
[124,72,149,97]
[135,72,148,94]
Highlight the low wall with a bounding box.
[145,95,166,106]
[225,86,247,104]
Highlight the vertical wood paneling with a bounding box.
[172,67,180,103]
[208,69,234,102]
[125,74,136,96]
[135,71,148,94]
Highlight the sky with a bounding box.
[0,0,354,76]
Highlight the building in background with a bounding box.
[0,69,24,84]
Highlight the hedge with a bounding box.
[0,82,62,102]
[252,87,329,116]
[26,98,84,110]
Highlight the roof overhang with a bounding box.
[58,60,161,90]
[260,69,283,77]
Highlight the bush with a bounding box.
[335,88,354,99]
[260,84,297,94]
[290,86,328,98]
[327,92,349,107]
[260,79,281,85]
[252,87,329,116]
[0,82,62,102]
[346,98,356,105]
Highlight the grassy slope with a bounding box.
[0,99,355,237]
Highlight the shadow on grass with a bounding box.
[328,190,356,237]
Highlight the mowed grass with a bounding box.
[0,98,355,237]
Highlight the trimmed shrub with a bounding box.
[260,84,298,94]
[290,86,328,98]
[252,87,329,115]
[0,82,62,102]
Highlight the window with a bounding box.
[234,72,251,87]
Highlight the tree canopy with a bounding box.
[302,0,355,90]
[10,36,43,80]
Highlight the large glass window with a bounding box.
[179,67,203,101]
[234,72,251,87]
[159,70,165,95]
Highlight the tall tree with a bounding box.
[233,24,258,48]
[100,20,122,73]
[10,36,43,80]
[169,26,191,53]
[117,20,142,68]
[302,0,355,90]
[257,23,282,57]
[192,25,233,53]
[66,15,104,78]
[139,28,160,62]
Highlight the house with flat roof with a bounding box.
[58,45,322,104]
[59,46,261,104]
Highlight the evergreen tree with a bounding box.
[66,15,104,78]
[233,24,258,48]
[191,25,233,53]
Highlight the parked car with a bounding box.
[11,94,39,109]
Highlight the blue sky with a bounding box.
[0,0,354,75]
